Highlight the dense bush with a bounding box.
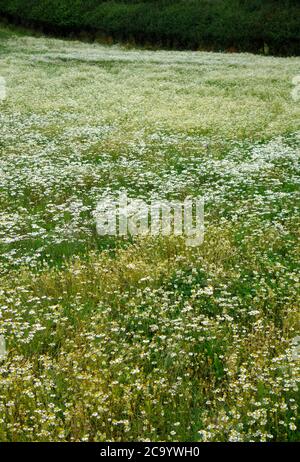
[0,0,299,55]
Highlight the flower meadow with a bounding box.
[0,25,299,442]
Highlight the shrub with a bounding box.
[0,0,299,55]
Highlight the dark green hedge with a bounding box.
[0,0,299,55]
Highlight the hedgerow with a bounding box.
[0,0,299,55]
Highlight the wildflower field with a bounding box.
[0,24,299,442]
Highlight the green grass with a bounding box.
[0,26,299,442]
